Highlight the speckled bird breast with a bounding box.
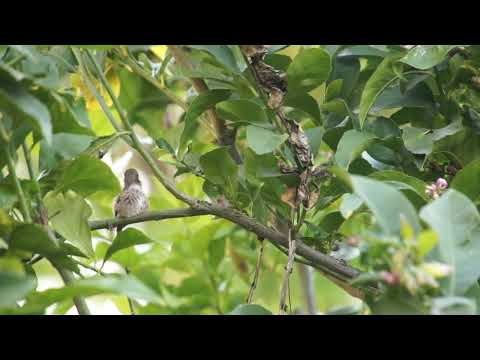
[114,185,149,218]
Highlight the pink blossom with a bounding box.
[436,178,448,190]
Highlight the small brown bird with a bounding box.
[113,168,149,233]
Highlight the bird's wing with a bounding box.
[114,194,122,218]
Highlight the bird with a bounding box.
[113,168,149,233]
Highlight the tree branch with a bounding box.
[78,47,372,300]
[89,208,209,230]
[87,201,370,299]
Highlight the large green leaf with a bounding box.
[229,304,272,315]
[287,48,331,92]
[189,45,240,73]
[431,296,476,315]
[284,92,321,123]
[420,190,480,295]
[9,224,61,257]
[216,99,269,125]
[304,127,324,157]
[358,54,404,128]
[25,274,164,311]
[402,126,433,155]
[351,176,421,236]
[370,170,429,201]
[199,147,238,198]
[39,133,94,170]
[0,272,36,308]
[451,159,480,203]
[179,89,231,152]
[335,130,376,169]
[400,45,461,70]
[246,126,288,155]
[104,228,154,264]
[55,155,121,197]
[208,236,226,270]
[44,191,94,258]
[0,73,52,144]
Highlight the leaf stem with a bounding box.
[0,120,32,222]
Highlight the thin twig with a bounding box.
[246,238,264,304]
[297,263,317,315]
[125,268,136,315]
[279,228,297,315]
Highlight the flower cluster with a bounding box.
[425,178,448,199]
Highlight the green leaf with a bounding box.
[451,159,480,202]
[351,176,421,236]
[369,294,428,315]
[180,89,231,152]
[431,296,476,315]
[420,190,480,295]
[335,130,376,169]
[246,126,288,155]
[229,304,272,315]
[9,223,62,256]
[417,230,439,258]
[199,147,238,198]
[82,132,129,158]
[284,92,321,123]
[325,79,344,102]
[189,45,240,73]
[0,184,18,210]
[287,48,332,92]
[358,54,404,128]
[39,133,94,170]
[340,193,363,219]
[400,45,461,70]
[304,127,324,157]
[0,272,36,308]
[55,155,121,197]
[155,138,176,157]
[25,274,164,311]
[208,237,226,269]
[402,126,434,155]
[104,228,153,264]
[217,99,269,125]
[370,170,429,201]
[0,74,52,144]
[44,191,94,258]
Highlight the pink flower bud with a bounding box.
[380,271,400,285]
[346,236,360,247]
[436,178,448,190]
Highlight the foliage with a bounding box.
[1,44,480,315]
